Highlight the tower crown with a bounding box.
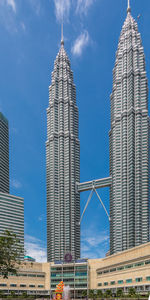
[127,0,131,13]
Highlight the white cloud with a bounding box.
[76,0,95,15]
[6,0,16,12]
[0,0,16,13]
[38,214,44,222]
[0,0,18,32]
[11,179,22,189]
[53,0,71,23]
[25,234,47,263]
[71,30,89,56]
[20,22,26,31]
[84,235,109,247]
[81,227,109,259]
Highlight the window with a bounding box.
[118,280,123,284]
[28,274,36,277]
[117,266,124,271]
[20,284,26,287]
[111,281,115,285]
[97,272,102,275]
[29,285,35,288]
[0,284,7,287]
[146,277,150,281]
[145,260,150,265]
[98,283,102,286]
[38,285,44,288]
[110,268,116,272]
[135,262,144,267]
[136,278,142,282]
[125,264,133,269]
[126,279,132,283]
[37,274,45,278]
[104,282,108,286]
[10,284,17,287]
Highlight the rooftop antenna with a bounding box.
[61,20,64,46]
[127,0,131,13]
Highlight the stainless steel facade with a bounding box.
[0,192,24,254]
[0,112,9,193]
[109,7,149,254]
[46,40,80,261]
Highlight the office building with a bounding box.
[109,2,149,254]
[0,112,9,193]
[46,37,80,261]
[0,192,24,254]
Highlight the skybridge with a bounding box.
[76,176,112,193]
[76,176,112,225]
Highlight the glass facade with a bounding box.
[0,112,9,193]
[50,262,88,298]
[0,193,24,257]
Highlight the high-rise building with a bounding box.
[0,112,9,193]
[0,192,24,254]
[46,38,80,261]
[109,2,149,254]
[0,112,24,256]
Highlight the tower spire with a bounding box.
[127,0,131,13]
[61,22,64,46]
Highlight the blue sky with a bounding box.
[0,0,150,262]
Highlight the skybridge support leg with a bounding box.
[94,188,110,221]
[79,188,110,225]
[79,189,94,226]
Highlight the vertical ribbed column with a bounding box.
[46,43,80,261]
[110,10,149,254]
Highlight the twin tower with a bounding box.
[46,4,150,262]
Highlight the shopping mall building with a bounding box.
[0,243,150,298]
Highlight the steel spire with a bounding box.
[61,22,64,46]
[127,0,131,13]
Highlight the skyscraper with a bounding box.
[109,2,149,254]
[0,112,24,256]
[0,112,9,193]
[0,192,24,255]
[46,38,80,261]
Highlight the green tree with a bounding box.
[97,289,103,298]
[82,290,87,298]
[89,290,95,299]
[104,289,112,298]
[128,287,136,298]
[7,291,16,299]
[116,288,124,298]
[0,230,23,279]
[21,292,28,298]
[0,290,4,298]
